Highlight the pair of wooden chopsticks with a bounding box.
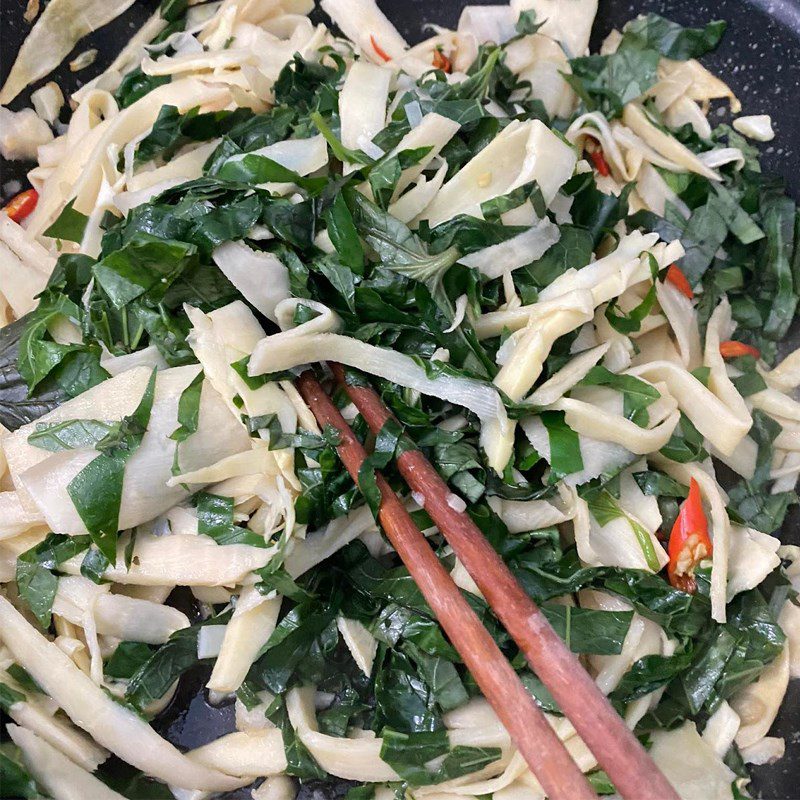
[296,365,679,800]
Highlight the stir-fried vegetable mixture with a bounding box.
[1,0,799,798]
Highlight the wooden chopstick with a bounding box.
[295,370,598,800]
[329,362,681,800]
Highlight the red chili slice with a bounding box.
[4,188,38,223]
[667,478,712,594]
[719,340,761,359]
[665,264,694,300]
[370,35,391,62]
[589,148,610,177]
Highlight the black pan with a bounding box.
[1,1,799,797]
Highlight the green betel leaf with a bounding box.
[581,366,661,426]
[172,371,204,436]
[114,68,171,109]
[135,105,253,166]
[80,546,110,584]
[96,767,174,800]
[351,192,460,286]
[421,212,525,256]
[569,180,633,244]
[248,599,339,694]
[105,642,154,680]
[480,181,545,223]
[0,682,26,713]
[169,369,204,475]
[400,640,468,713]
[313,254,357,313]
[434,439,485,503]
[255,565,312,602]
[677,589,786,716]
[659,413,708,464]
[378,729,449,783]
[728,410,798,533]
[159,0,189,22]
[196,491,240,540]
[17,293,85,392]
[541,605,634,655]
[515,8,543,35]
[566,49,659,117]
[15,559,58,629]
[17,533,92,571]
[42,199,89,243]
[430,44,501,103]
[310,110,373,166]
[633,470,688,499]
[344,785,375,800]
[324,190,365,273]
[622,13,726,60]
[67,455,127,562]
[611,648,694,705]
[28,418,116,452]
[367,146,432,210]
[758,193,798,340]
[205,108,295,173]
[245,412,300,449]
[604,253,659,335]
[5,666,41,696]
[125,626,202,708]
[235,682,262,711]
[379,728,501,785]
[0,316,67,430]
[436,745,504,782]
[0,750,38,799]
[584,488,661,572]
[196,491,266,547]
[731,364,768,398]
[267,696,327,779]
[357,417,411,517]
[515,224,594,302]
[92,234,199,310]
[317,684,370,737]
[587,770,617,795]
[67,370,157,561]
[540,410,584,481]
[216,153,322,192]
[14,536,92,629]
[125,615,229,708]
[711,184,764,245]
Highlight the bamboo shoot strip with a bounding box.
[295,370,597,800]
[329,362,681,800]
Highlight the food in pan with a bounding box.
[0,0,798,798]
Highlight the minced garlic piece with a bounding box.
[733,114,775,142]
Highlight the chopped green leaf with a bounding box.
[67,370,157,561]
[622,14,726,60]
[169,369,204,475]
[584,488,661,572]
[42,199,89,243]
[540,410,584,481]
[196,492,267,547]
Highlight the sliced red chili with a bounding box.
[665,264,694,300]
[719,340,760,359]
[432,49,452,73]
[589,148,610,177]
[370,35,391,62]
[4,188,38,223]
[667,478,712,594]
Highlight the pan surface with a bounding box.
[1,1,799,797]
